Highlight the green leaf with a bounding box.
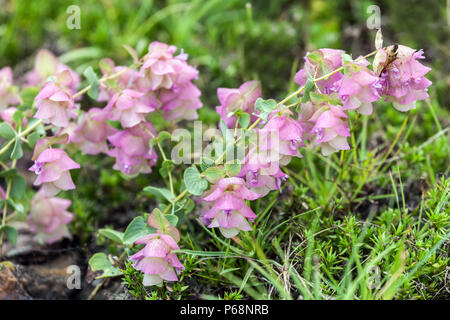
[157,131,171,143]
[159,159,175,178]
[254,98,278,122]
[204,166,225,183]
[123,216,155,246]
[83,66,99,99]
[27,132,41,147]
[174,249,228,257]
[12,110,24,128]
[11,136,23,159]
[98,228,124,244]
[143,186,173,203]
[165,214,179,227]
[200,157,215,171]
[0,225,18,245]
[184,165,208,196]
[88,253,122,279]
[225,161,241,177]
[10,174,26,199]
[238,112,251,129]
[0,123,16,140]
[301,78,315,103]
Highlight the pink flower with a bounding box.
[337,59,381,115]
[29,143,80,197]
[105,89,156,128]
[26,49,80,92]
[216,80,262,128]
[27,189,73,244]
[1,107,28,128]
[107,122,158,175]
[159,82,202,121]
[295,49,344,94]
[70,108,118,155]
[202,177,262,238]
[377,45,432,111]
[259,110,304,160]
[0,67,22,111]
[34,71,77,127]
[140,41,197,91]
[240,148,288,196]
[308,104,351,156]
[129,210,184,287]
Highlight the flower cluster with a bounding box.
[129,210,184,286]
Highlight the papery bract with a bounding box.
[29,146,80,197]
[106,89,156,128]
[27,189,73,244]
[34,71,77,128]
[216,80,262,128]
[129,210,183,287]
[295,49,344,94]
[1,107,27,128]
[70,108,118,155]
[107,122,158,175]
[202,177,262,238]
[377,45,432,111]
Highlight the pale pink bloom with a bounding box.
[259,110,304,160]
[0,67,22,111]
[337,59,381,115]
[1,107,28,128]
[159,82,202,121]
[216,80,262,128]
[140,42,197,91]
[34,71,77,128]
[27,189,73,244]
[26,49,80,92]
[107,122,158,175]
[377,45,432,111]
[308,104,351,156]
[295,49,344,94]
[70,108,118,155]
[105,89,156,128]
[129,211,183,287]
[29,145,80,197]
[202,177,262,238]
[240,148,288,196]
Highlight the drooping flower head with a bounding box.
[26,49,80,92]
[129,209,184,287]
[337,58,381,115]
[29,137,80,196]
[299,101,351,156]
[376,45,432,111]
[34,70,77,128]
[295,49,344,94]
[107,122,158,175]
[27,189,73,244]
[105,89,157,128]
[0,67,22,111]
[202,177,262,238]
[140,41,197,91]
[216,80,262,128]
[70,108,118,155]
[159,81,202,121]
